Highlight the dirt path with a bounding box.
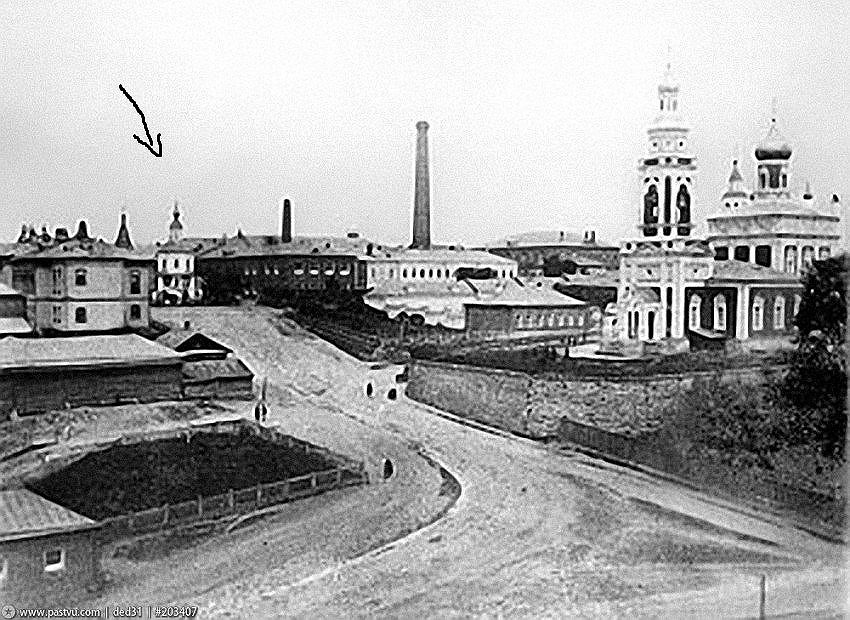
[133,306,845,617]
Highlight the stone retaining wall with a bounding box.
[407,360,781,439]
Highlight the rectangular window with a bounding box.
[130,304,141,320]
[44,548,65,572]
[75,307,87,324]
[74,268,87,287]
[52,305,62,325]
[754,245,772,268]
[714,246,729,261]
[130,271,141,295]
[734,246,750,262]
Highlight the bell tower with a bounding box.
[638,61,696,238]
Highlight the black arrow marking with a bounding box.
[119,83,162,157]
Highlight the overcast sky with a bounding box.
[1,1,847,247]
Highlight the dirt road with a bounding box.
[136,306,844,618]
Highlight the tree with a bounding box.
[781,254,848,456]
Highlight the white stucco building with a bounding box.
[154,204,203,304]
[706,121,843,274]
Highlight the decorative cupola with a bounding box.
[720,159,750,209]
[39,225,52,244]
[54,227,69,243]
[27,226,38,243]
[16,224,28,243]
[74,220,92,241]
[754,117,792,198]
[168,200,184,244]
[115,212,134,250]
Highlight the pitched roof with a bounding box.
[0,318,33,335]
[182,358,254,383]
[10,238,154,262]
[0,334,181,371]
[485,229,614,249]
[198,234,374,259]
[0,283,23,297]
[372,247,516,265]
[156,330,232,353]
[709,259,801,282]
[464,278,587,308]
[0,489,96,541]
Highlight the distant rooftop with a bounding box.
[0,489,96,542]
[198,233,375,259]
[485,230,614,249]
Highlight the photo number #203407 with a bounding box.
[152,607,199,618]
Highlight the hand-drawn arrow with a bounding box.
[119,83,162,157]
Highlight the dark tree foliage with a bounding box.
[781,254,848,457]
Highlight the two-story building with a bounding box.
[0,216,154,335]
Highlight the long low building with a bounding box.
[0,334,182,417]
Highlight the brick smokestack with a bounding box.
[281,197,292,243]
[410,121,431,249]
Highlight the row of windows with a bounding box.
[242,263,353,277]
[371,266,516,281]
[51,268,143,294]
[513,311,585,329]
[688,293,800,333]
[51,304,142,325]
[159,256,193,271]
[0,548,65,586]
[714,244,830,273]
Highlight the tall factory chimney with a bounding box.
[410,121,431,249]
[281,197,292,243]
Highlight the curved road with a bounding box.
[140,306,844,618]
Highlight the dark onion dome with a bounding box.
[755,119,792,160]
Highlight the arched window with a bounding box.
[74,268,87,287]
[819,247,830,260]
[130,304,141,320]
[419,269,425,278]
[578,315,585,327]
[784,246,798,274]
[129,271,141,295]
[760,170,767,189]
[801,246,814,268]
[428,269,433,278]
[515,313,523,328]
[676,185,691,224]
[75,307,87,324]
[713,295,727,331]
[773,295,786,330]
[643,185,659,225]
[781,173,787,188]
[568,315,575,327]
[436,269,441,278]
[793,294,801,317]
[752,295,764,331]
[689,294,701,329]
[402,269,408,278]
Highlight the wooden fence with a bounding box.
[98,466,368,539]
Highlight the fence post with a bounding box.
[335,469,342,486]
[197,495,203,518]
[759,574,766,619]
[282,480,290,499]
[310,473,317,488]
[256,482,262,506]
[228,488,235,510]
[162,503,169,527]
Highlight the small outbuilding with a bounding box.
[156,330,233,361]
[0,489,101,607]
[182,358,255,400]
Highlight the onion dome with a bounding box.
[755,119,792,160]
[169,202,183,232]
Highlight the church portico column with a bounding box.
[737,284,750,340]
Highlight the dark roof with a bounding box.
[0,489,97,541]
[9,238,154,262]
[198,234,374,260]
[156,330,232,354]
[0,334,181,371]
[182,358,254,383]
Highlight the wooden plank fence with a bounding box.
[98,466,368,539]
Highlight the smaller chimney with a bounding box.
[16,224,28,243]
[559,231,565,242]
[281,198,292,243]
[54,227,69,242]
[366,243,374,256]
